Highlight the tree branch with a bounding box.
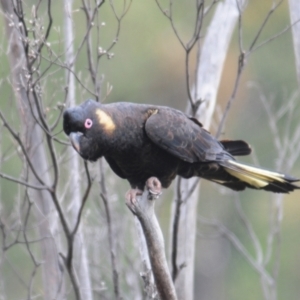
[126,180,177,300]
[99,159,120,299]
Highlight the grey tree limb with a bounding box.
[0,1,64,299]
[126,184,177,300]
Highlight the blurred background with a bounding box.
[0,0,300,299]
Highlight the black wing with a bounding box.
[145,108,230,163]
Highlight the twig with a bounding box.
[71,161,92,236]
[216,51,246,138]
[155,0,204,110]
[199,217,274,286]
[29,0,53,68]
[22,193,41,267]
[171,177,182,281]
[249,18,300,55]
[248,0,283,52]
[0,111,47,187]
[234,195,263,264]
[99,159,120,299]
[216,0,291,138]
[0,172,48,190]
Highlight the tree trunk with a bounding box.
[0,1,64,299]
[64,1,93,299]
[172,1,247,299]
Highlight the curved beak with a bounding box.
[69,132,83,154]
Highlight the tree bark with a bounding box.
[0,1,64,299]
[127,185,177,300]
[64,1,93,299]
[172,1,247,299]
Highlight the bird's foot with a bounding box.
[125,178,162,214]
[125,188,143,212]
[146,177,162,200]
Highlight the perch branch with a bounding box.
[126,178,177,300]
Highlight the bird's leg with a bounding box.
[146,177,162,200]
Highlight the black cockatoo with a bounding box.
[63,99,299,193]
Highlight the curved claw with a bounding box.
[125,188,143,214]
[146,177,162,200]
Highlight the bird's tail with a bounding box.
[218,160,300,193]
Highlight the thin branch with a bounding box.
[71,161,92,236]
[81,0,97,89]
[41,53,98,97]
[155,0,204,111]
[0,111,47,187]
[155,0,186,49]
[171,177,182,281]
[0,172,49,190]
[60,252,81,300]
[99,159,120,299]
[249,18,300,54]
[27,264,40,300]
[199,217,274,286]
[12,0,29,55]
[234,195,263,265]
[216,51,246,138]
[203,0,219,16]
[216,0,299,138]
[248,0,283,52]
[29,0,53,68]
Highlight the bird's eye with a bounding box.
[84,118,93,129]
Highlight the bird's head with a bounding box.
[63,99,115,161]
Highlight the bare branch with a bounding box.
[216,0,298,138]
[249,18,300,54]
[199,217,274,286]
[0,111,47,187]
[126,180,177,300]
[171,177,183,281]
[71,161,93,236]
[29,0,53,68]
[248,0,283,52]
[234,195,263,264]
[99,159,120,299]
[0,172,49,190]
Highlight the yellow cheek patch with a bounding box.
[146,109,158,118]
[95,109,116,134]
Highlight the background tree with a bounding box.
[0,0,299,300]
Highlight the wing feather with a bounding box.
[145,108,228,163]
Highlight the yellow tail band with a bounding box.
[223,160,287,188]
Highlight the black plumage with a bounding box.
[63,99,299,193]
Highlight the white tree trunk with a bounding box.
[289,0,300,88]
[0,1,64,299]
[173,1,246,299]
[64,1,93,299]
